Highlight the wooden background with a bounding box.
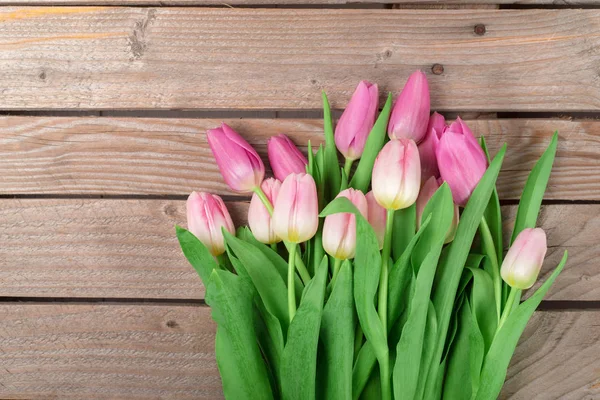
[0,1,599,399]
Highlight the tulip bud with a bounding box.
[501,228,548,290]
[207,123,265,193]
[335,80,379,161]
[416,177,459,244]
[267,134,308,182]
[248,178,282,244]
[322,189,368,260]
[366,191,386,249]
[436,117,488,206]
[388,70,431,143]
[418,112,446,183]
[372,138,421,210]
[272,173,319,243]
[186,191,235,256]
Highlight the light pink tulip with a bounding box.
[416,177,460,244]
[267,134,308,182]
[272,173,319,243]
[186,191,235,256]
[248,178,282,244]
[322,189,368,260]
[501,228,548,289]
[372,138,421,210]
[335,81,379,161]
[388,70,431,143]
[207,123,265,193]
[366,191,386,249]
[418,112,446,183]
[436,117,488,206]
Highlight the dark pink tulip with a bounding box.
[335,81,379,161]
[388,70,431,143]
[267,134,308,182]
[436,118,488,206]
[207,123,265,193]
[418,112,446,183]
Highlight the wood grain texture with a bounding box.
[1,116,598,200]
[0,8,600,111]
[0,304,221,399]
[0,304,598,399]
[0,198,597,300]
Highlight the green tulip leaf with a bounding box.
[392,204,416,262]
[480,136,503,265]
[442,298,474,400]
[176,225,218,284]
[467,267,498,352]
[322,92,341,200]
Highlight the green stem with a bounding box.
[380,355,391,400]
[288,244,297,322]
[254,186,311,283]
[343,158,354,179]
[270,242,278,252]
[330,258,342,288]
[378,209,395,334]
[480,216,502,322]
[496,286,518,334]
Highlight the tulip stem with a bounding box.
[331,258,342,288]
[378,209,395,335]
[343,158,354,179]
[288,244,297,322]
[255,186,311,284]
[270,243,278,252]
[480,216,502,323]
[497,286,518,334]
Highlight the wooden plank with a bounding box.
[0,199,598,300]
[0,8,599,111]
[1,117,598,200]
[0,304,221,399]
[0,304,598,398]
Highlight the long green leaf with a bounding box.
[223,230,289,335]
[320,260,354,400]
[475,251,568,400]
[254,297,285,396]
[426,145,507,398]
[415,301,438,400]
[350,93,393,192]
[467,267,497,353]
[392,204,416,262]
[442,298,473,400]
[281,256,329,400]
[480,136,503,264]
[176,225,218,284]
[322,92,341,200]
[511,132,558,243]
[207,269,274,400]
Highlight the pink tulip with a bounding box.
[248,178,282,244]
[436,118,488,206]
[322,189,368,260]
[207,123,265,193]
[501,228,548,289]
[416,177,459,244]
[366,191,386,249]
[388,70,431,143]
[372,139,421,210]
[267,134,308,182]
[418,112,446,183]
[335,81,379,161]
[272,173,319,243]
[186,191,235,256]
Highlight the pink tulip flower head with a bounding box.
[388,70,431,143]
[267,134,308,182]
[335,81,379,161]
[501,228,548,290]
[436,117,488,206]
[207,123,265,193]
[248,178,282,244]
[186,191,235,256]
[418,112,446,183]
[323,189,368,260]
[272,173,319,244]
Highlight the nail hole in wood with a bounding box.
[474,24,486,36]
[432,64,444,75]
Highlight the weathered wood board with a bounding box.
[0,305,597,399]
[0,117,596,200]
[0,198,597,300]
[0,8,599,111]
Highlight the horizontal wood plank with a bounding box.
[0,8,599,111]
[1,117,598,200]
[0,199,597,300]
[0,304,598,399]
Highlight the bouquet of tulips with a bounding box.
[177,71,566,400]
